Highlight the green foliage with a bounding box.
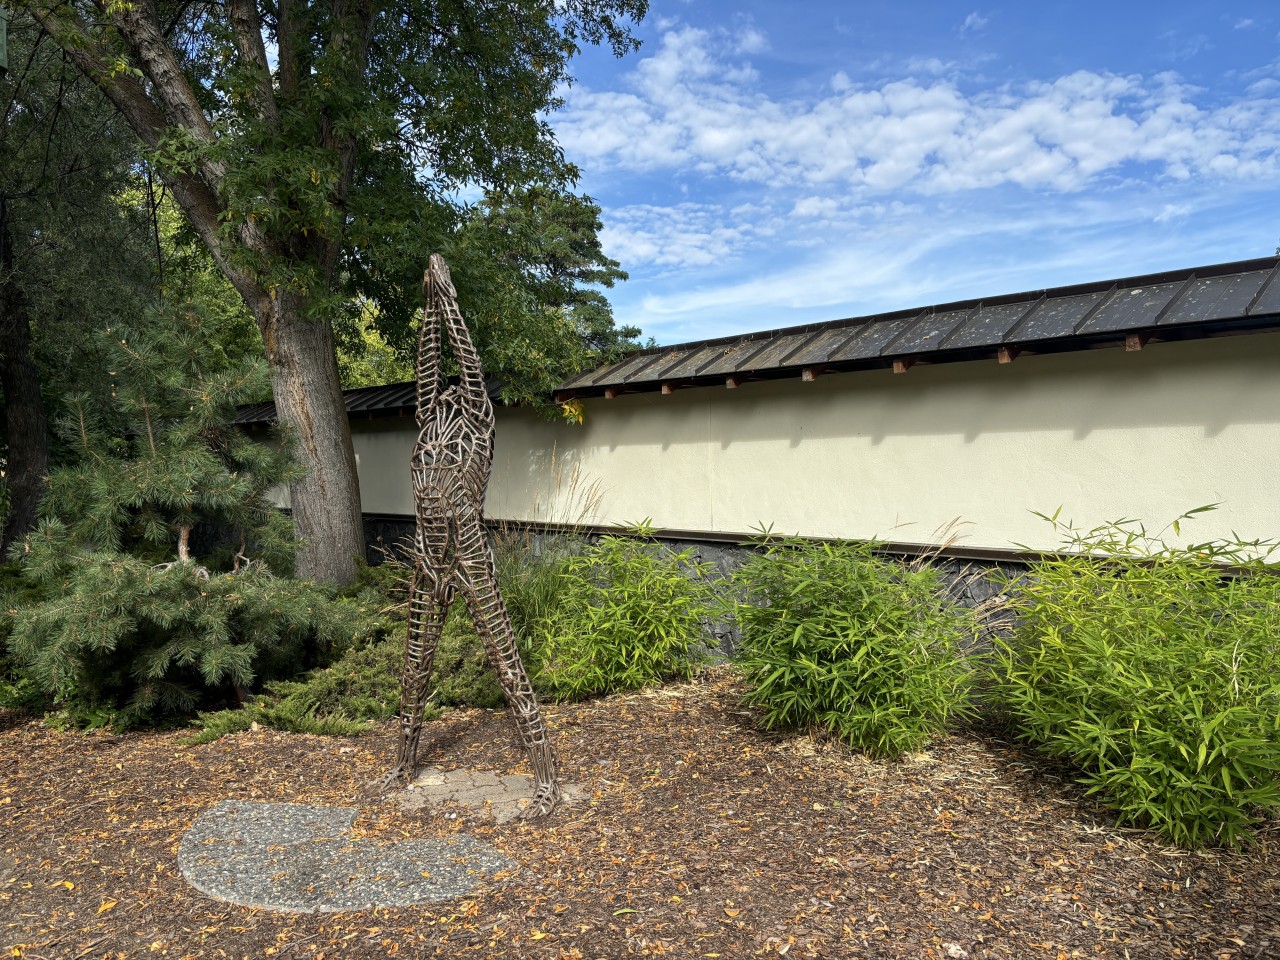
[0,11,164,489]
[45,0,649,401]
[191,557,521,741]
[532,527,715,701]
[733,538,978,760]
[436,187,643,404]
[34,306,300,570]
[12,539,368,727]
[0,564,50,714]
[190,630,411,743]
[993,510,1280,848]
[334,302,414,389]
[491,525,581,641]
[426,607,506,710]
[140,187,263,376]
[8,306,374,726]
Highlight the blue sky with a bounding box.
[551,2,1280,345]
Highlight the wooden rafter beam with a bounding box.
[801,365,825,382]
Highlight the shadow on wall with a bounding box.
[488,440,607,529]
[559,333,1280,451]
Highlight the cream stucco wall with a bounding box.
[350,331,1280,554]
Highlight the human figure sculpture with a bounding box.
[388,253,561,818]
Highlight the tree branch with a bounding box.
[26,0,268,302]
[227,0,280,133]
[276,0,304,101]
[103,0,229,182]
[317,0,375,282]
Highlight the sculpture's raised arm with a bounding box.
[425,254,489,416]
[416,257,448,418]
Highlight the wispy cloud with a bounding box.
[607,188,1272,342]
[599,203,770,269]
[1158,29,1212,61]
[960,12,989,36]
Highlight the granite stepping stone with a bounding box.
[179,800,514,913]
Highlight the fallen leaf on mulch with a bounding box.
[2,667,1277,959]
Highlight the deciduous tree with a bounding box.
[22,0,647,584]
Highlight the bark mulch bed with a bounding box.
[2,667,1277,959]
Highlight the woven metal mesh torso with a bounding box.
[390,254,560,818]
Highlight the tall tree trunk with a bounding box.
[22,0,370,585]
[0,196,50,556]
[256,289,364,585]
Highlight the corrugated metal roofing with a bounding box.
[236,256,1280,423]
[235,378,500,426]
[555,256,1280,401]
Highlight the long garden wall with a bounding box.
[350,330,1280,558]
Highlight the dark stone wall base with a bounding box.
[360,515,1023,655]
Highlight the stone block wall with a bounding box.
[360,516,1024,656]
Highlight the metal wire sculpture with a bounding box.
[388,254,561,819]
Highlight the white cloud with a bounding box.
[905,56,954,76]
[599,203,767,269]
[1153,203,1191,223]
[1159,30,1212,62]
[1235,18,1254,30]
[733,23,769,55]
[555,24,1280,345]
[557,26,1280,197]
[790,196,844,219]
[960,12,989,35]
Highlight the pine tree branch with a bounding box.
[139,395,157,455]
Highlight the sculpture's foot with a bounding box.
[518,781,561,821]
[376,762,415,795]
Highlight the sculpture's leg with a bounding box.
[455,512,561,818]
[389,527,455,784]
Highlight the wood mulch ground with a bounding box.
[2,667,1277,960]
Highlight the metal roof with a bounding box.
[235,379,502,426]
[236,256,1280,423]
[554,256,1280,401]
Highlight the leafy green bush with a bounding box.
[192,590,518,741]
[491,524,578,642]
[532,527,715,701]
[993,511,1280,848]
[733,537,978,759]
[11,548,371,726]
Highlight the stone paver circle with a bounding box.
[178,800,514,913]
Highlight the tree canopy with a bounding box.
[20,0,648,583]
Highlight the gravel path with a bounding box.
[178,800,514,913]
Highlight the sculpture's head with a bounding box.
[423,253,457,304]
